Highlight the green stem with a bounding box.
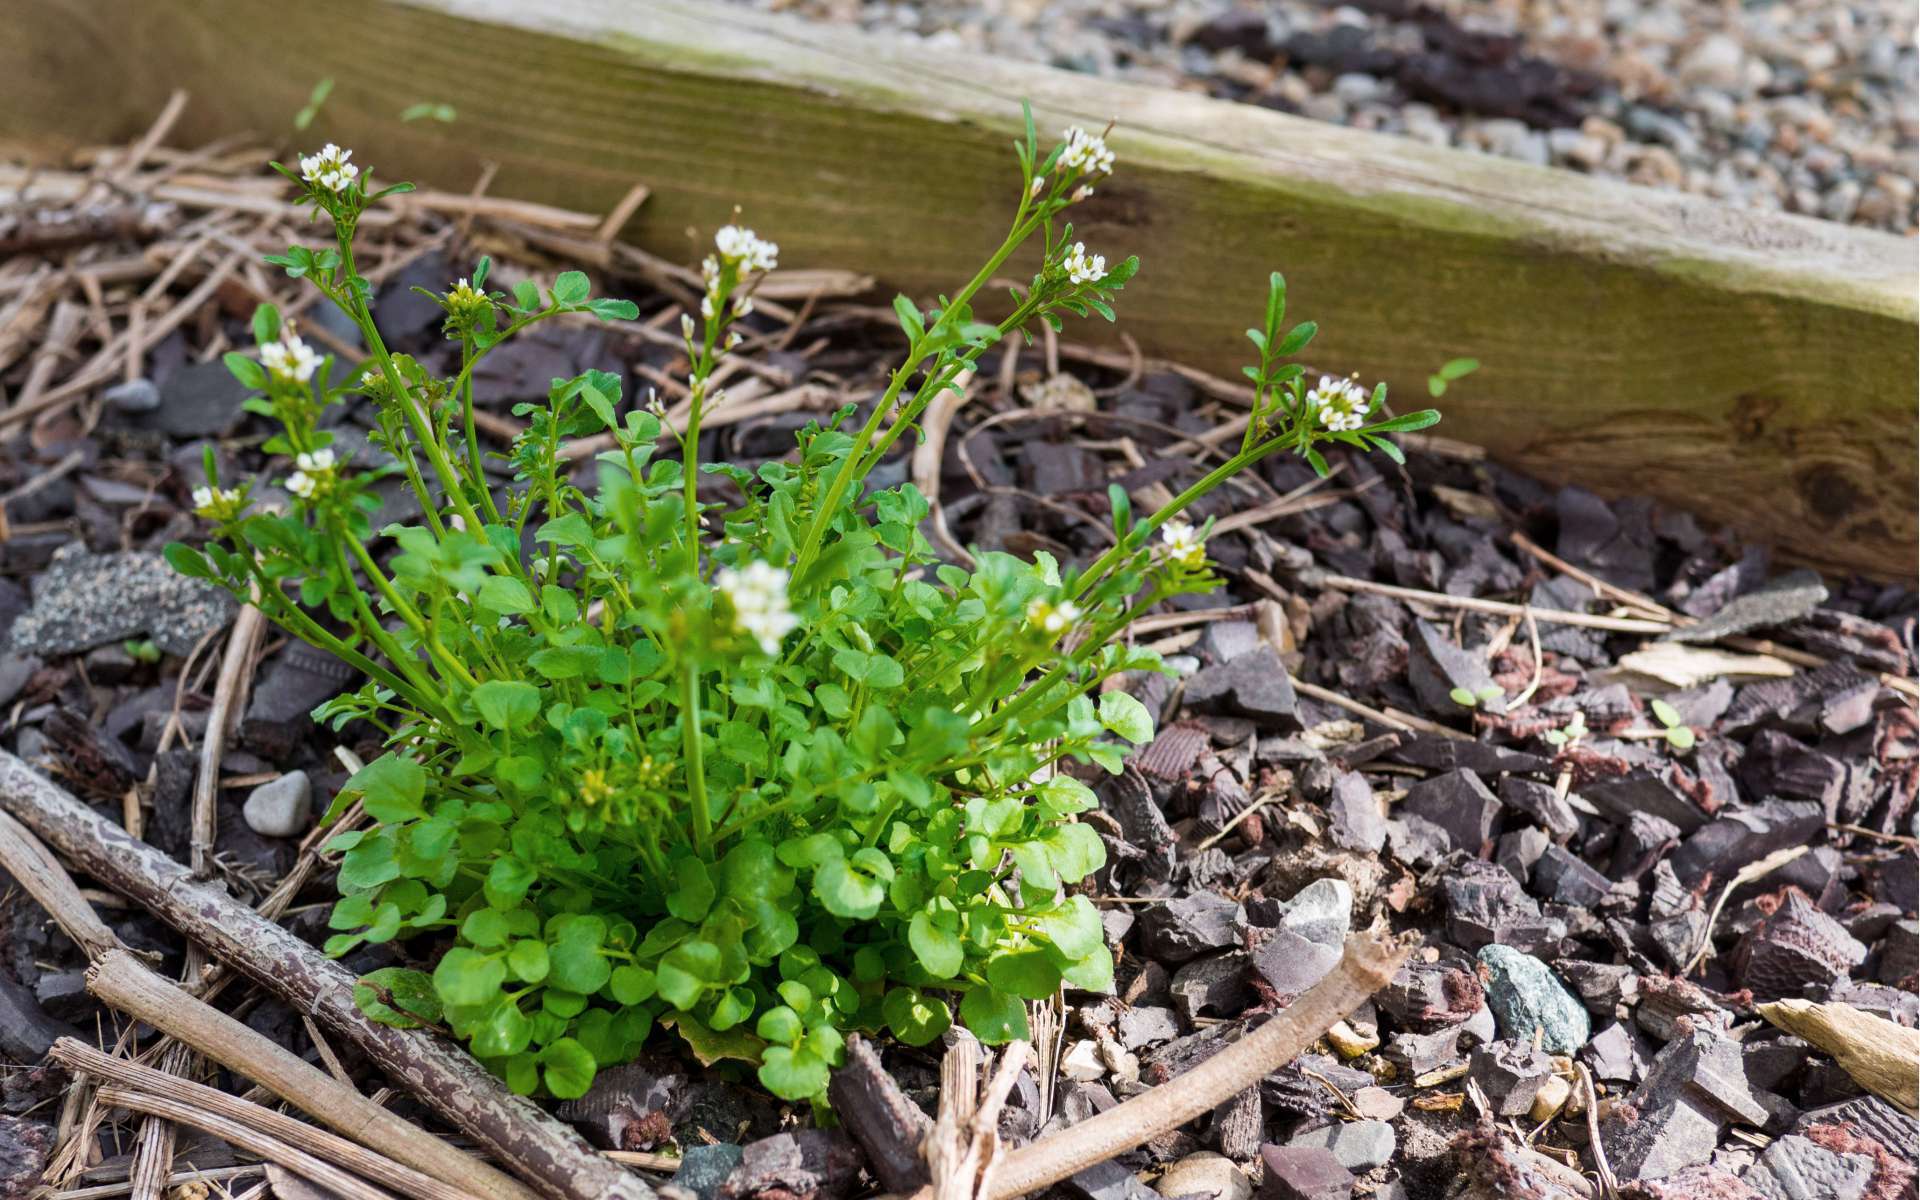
[791,214,1039,579]
[681,660,711,856]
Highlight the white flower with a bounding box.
[1059,127,1115,176]
[1026,597,1083,635]
[295,448,336,473]
[732,295,754,318]
[286,472,316,499]
[1306,375,1371,432]
[1071,185,1094,203]
[700,293,717,320]
[1160,520,1206,569]
[259,334,320,384]
[298,144,360,194]
[1064,242,1107,286]
[681,313,696,339]
[716,560,799,655]
[713,225,778,273]
[190,484,242,516]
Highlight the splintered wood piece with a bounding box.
[1756,999,1920,1116]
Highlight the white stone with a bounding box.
[243,770,312,838]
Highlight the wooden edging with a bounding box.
[3,0,1914,577]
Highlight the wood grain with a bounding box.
[2,0,1912,575]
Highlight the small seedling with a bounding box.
[399,102,458,124]
[293,78,334,132]
[1543,709,1588,748]
[1449,684,1504,709]
[1648,698,1696,751]
[1427,357,1479,398]
[122,639,161,664]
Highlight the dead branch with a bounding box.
[965,930,1411,1200]
[0,750,649,1200]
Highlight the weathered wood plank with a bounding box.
[4,0,1913,576]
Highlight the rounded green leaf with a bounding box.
[986,949,1062,1000]
[472,680,541,730]
[758,1045,829,1101]
[960,987,1029,1044]
[346,754,426,823]
[540,1037,596,1099]
[353,967,442,1029]
[433,948,505,1008]
[667,857,716,923]
[908,910,964,978]
[1097,691,1154,744]
[755,1005,803,1044]
[882,987,952,1047]
[813,859,885,920]
[609,965,656,1005]
[506,939,550,984]
[472,999,533,1058]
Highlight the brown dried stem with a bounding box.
[0,752,642,1200]
[53,1039,484,1200]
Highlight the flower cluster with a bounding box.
[286,448,337,500]
[439,277,494,338]
[716,560,799,655]
[1059,127,1115,177]
[190,485,245,521]
[299,144,361,194]
[1064,242,1108,286]
[1307,374,1371,432]
[1025,597,1083,635]
[261,333,320,384]
[1160,520,1206,569]
[714,225,779,273]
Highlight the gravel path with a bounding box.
[736,0,1918,233]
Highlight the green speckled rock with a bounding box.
[1477,944,1590,1054]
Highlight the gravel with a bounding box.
[731,0,1917,232]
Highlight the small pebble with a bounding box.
[104,378,160,413]
[243,770,312,839]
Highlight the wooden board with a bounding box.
[5,0,1915,577]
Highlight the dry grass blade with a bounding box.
[53,1040,486,1200]
[95,1085,399,1200]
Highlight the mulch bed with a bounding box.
[0,119,1913,1200]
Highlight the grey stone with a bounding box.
[1732,889,1867,1000]
[1257,1144,1352,1200]
[1743,1133,1875,1200]
[104,378,160,413]
[1183,647,1300,727]
[141,358,251,438]
[1139,892,1243,963]
[1170,951,1253,1021]
[1670,799,1826,889]
[1584,1022,1648,1085]
[1252,927,1341,1003]
[1407,621,1500,714]
[1285,1121,1394,1172]
[1496,776,1580,841]
[1477,944,1589,1054]
[1794,1096,1918,1168]
[1400,768,1499,854]
[1470,1039,1555,1117]
[1117,1005,1183,1050]
[1639,1028,1770,1127]
[1269,879,1351,949]
[1324,772,1385,854]
[1496,827,1549,885]
[10,544,236,657]
[670,1144,745,1200]
[243,770,312,838]
[1669,570,1828,644]
[1444,859,1541,949]
[1602,1095,1723,1182]
[1531,844,1612,908]
[1067,1158,1162,1200]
